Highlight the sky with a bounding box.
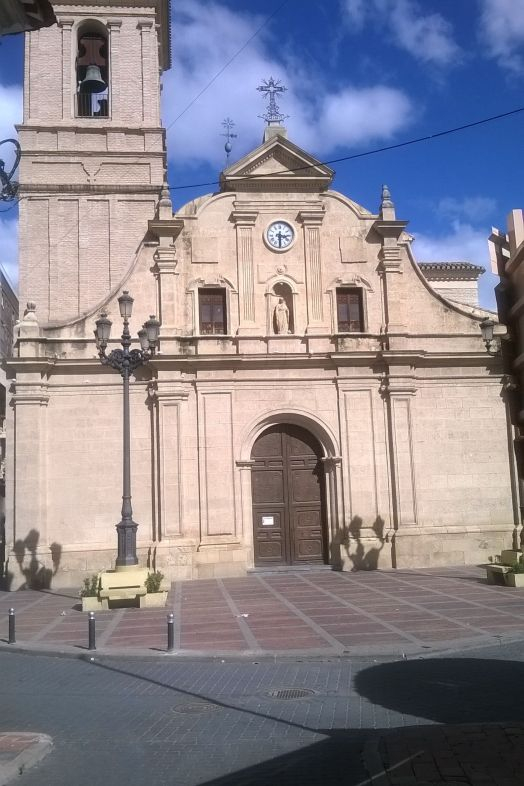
[1,0,524,309]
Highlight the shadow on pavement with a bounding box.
[355,657,524,724]
[86,656,524,785]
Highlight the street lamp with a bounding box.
[0,138,21,202]
[94,291,160,569]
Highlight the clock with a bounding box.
[265,220,295,252]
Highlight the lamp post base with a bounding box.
[115,520,139,568]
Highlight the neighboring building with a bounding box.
[0,265,18,581]
[418,262,485,308]
[489,209,524,529]
[4,0,518,589]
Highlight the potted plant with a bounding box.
[80,574,101,611]
[505,560,524,588]
[140,570,168,607]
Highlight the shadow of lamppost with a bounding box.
[94,291,160,569]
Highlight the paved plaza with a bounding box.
[1,643,524,785]
[2,567,524,784]
[1,566,524,657]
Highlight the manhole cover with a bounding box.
[266,688,316,700]
[172,702,218,714]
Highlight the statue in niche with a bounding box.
[274,298,290,334]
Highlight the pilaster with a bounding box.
[149,384,190,541]
[381,372,418,530]
[149,195,184,336]
[137,19,155,123]
[298,209,327,333]
[57,17,74,120]
[232,210,258,334]
[107,19,122,119]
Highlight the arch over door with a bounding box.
[251,424,327,566]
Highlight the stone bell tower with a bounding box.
[18,0,171,323]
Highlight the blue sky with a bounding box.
[2,0,524,308]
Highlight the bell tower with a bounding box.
[18,0,171,322]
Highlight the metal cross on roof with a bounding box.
[221,118,237,164]
[257,77,289,125]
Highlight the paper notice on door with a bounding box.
[262,516,274,526]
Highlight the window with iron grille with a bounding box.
[336,288,364,332]
[199,288,227,335]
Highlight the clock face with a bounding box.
[266,221,295,251]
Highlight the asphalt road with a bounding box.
[2,642,524,785]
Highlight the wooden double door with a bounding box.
[251,424,327,566]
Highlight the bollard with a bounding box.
[167,612,174,652]
[88,611,96,651]
[8,608,15,645]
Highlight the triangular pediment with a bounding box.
[220,134,334,193]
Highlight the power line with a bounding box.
[164,0,292,132]
[168,104,524,191]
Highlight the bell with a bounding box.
[80,65,106,94]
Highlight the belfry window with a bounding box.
[336,288,364,332]
[199,288,227,335]
[76,26,109,118]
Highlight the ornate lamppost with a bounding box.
[94,291,160,569]
[0,138,21,202]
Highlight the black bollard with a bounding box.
[8,608,15,644]
[88,611,96,650]
[167,612,174,652]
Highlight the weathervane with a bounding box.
[221,117,237,164]
[257,77,289,126]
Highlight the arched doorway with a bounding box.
[251,424,328,566]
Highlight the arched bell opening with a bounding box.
[76,22,109,118]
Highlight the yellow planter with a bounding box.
[505,572,524,588]
[81,596,102,612]
[139,591,168,608]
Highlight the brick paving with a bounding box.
[2,566,524,657]
[3,645,524,785]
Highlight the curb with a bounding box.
[1,631,524,664]
[0,733,53,786]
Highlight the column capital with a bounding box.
[297,209,325,226]
[56,17,74,28]
[231,210,258,227]
[107,18,123,29]
[137,19,154,29]
[373,219,408,241]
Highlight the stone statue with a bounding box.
[274,298,290,334]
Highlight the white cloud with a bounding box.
[0,83,22,289]
[0,82,22,172]
[478,0,524,74]
[341,0,461,66]
[0,216,19,291]
[413,220,497,310]
[164,0,414,168]
[437,196,497,222]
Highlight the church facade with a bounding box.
[4,0,518,589]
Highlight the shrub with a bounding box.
[145,571,164,593]
[80,574,99,597]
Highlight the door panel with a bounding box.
[252,470,284,504]
[252,424,327,567]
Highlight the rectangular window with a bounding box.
[199,288,227,335]
[336,288,364,332]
